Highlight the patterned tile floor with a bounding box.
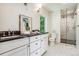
[44,43,79,56]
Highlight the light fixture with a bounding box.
[24,3,27,6]
[34,3,42,13]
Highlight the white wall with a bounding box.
[0,3,51,33]
[51,9,60,43]
[0,3,40,31]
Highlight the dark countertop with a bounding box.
[21,32,48,37]
[0,32,48,42]
[0,35,26,42]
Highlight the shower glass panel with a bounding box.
[61,9,76,45]
[61,16,67,43]
[66,14,76,45]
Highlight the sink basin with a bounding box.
[0,35,21,40]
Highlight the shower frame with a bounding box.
[60,8,77,45]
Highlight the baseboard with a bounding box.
[61,39,76,45]
[41,51,47,56]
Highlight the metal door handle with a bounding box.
[77,25,79,27]
[73,27,75,29]
[67,27,69,32]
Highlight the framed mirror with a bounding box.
[19,15,32,34]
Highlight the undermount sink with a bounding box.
[0,35,21,39]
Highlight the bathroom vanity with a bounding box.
[29,33,48,56]
[0,15,48,56]
[0,32,48,56]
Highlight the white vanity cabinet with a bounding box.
[1,45,29,56]
[30,49,40,56]
[0,37,29,56]
[40,34,48,55]
[0,33,48,56]
[29,35,41,56]
[29,34,48,56]
[30,40,41,53]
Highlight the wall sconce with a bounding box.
[37,8,40,13]
[34,4,42,13]
[24,3,27,6]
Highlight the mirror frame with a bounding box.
[19,15,32,34]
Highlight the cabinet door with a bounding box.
[1,45,29,56]
[30,35,40,43]
[43,34,48,51]
[30,40,41,53]
[0,37,29,54]
[40,39,45,55]
[40,34,48,55]
[30,50,40,56]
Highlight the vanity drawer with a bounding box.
[1,45,28,56]
[30,36,40,43]
[0,37,29,54]
[30,40,41,53]
[30,50,40,56]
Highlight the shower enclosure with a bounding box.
[60,9,77,45]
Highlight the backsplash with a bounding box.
[0,31,20,37]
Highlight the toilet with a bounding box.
[49,32,57,46]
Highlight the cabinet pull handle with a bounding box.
[27,45,30,47]
[41,40,43,42]
[35,43,38,45]
[35,37,37,39]
[36,52,38,54]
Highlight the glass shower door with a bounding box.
[61,9,76,45]
[66,15,76,45]
[61,17,67,43]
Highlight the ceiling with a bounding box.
[43,3,77,12]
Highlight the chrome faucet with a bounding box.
[3,32,5,36]
[12,31,14,35]
[8,29,11,36]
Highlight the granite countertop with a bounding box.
[21,32,48,37]
[0,32,48,42]
[0,35,26,42]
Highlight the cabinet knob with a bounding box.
[41,40,43,42]
[36,52,38,54]
[35,43,38,45]
[35,37,38,39]
[27,45,30,47]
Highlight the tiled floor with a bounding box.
[44,43,79,56]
